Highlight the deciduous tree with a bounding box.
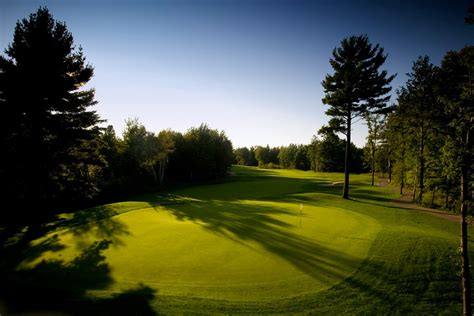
[439,47,474,315]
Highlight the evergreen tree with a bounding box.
[321,35,395,198]
[0,7,102,217]
[294,145,310,171]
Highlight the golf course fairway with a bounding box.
[16,166,471,314]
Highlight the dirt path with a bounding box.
[378,179,460,223]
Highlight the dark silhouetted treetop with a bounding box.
[0,7,102,214]
[321,34,395,199]
[322,34,395,120]
[466,6,474,25]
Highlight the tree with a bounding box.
[143,132,161,186]
[365,113,384,186]
[156,129,175,185]
[0,7,102,217]
[254,145,279,168]
[465,5,474,24]
[100,125,120,180]
[403,56,440,204]
[384,113,405,194]
[439,47,474,316]
[317,127,346,172]
[387,89,420,197]
[248,147,258,166]
[234,147,250,165]
[321,35,395,198]
[234,147,257,166]
[182,124,234,181]
[294,145,310,170]
[122,118,148,176]
[278,144,298,168]
[307,136,321,172]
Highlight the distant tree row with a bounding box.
[100,121,233,199]
[233,130,365,173]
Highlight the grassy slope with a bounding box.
[20,166,471,314]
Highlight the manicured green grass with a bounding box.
[14,166,472,314]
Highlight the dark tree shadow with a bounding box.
[69,217,131,249]
[0,170,394,315]
[75,283,157,315]
[1,239,157,315]
[159,198,361,282]
[0,205,156,315]
[349,188,394,203]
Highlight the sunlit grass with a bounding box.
[21,165,471,313]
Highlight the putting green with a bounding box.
[21,168,380,301]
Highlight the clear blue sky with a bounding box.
[1,0,473,148]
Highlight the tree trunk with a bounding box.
[460,164,472,316]
[150,164,158,186]
[159,162,166,186]
[388,152,392,183]
[412,173,417,202]
[400,148,405,195]
[371,145,375,186]
[461,126,472,316]
[418,123,425,204]
[431,189,435,208]
[445,190,449,209]
[343,114,351,199]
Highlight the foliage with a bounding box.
[234,147,258,166]
[181,124,234,181]
[0,7,103,217]
[310,127,366,173]
[254,145,280,167]
[382,50,472,210]
[321,34,395,198]
[278,144,310,170]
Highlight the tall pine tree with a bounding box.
[0,7,102,219]
[322,35,395,198]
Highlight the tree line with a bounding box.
[365,48,473,315]
[233,128,366,173]
[100,121,233,199]
[361,53,473,212]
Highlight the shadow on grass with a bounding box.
[349,189,394,203]
[1,238,157,315]
[149,177,339,203]
[153,233,463,314]
[0,212,156,315]
[160,198,360,283]
[0,170,385,314]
